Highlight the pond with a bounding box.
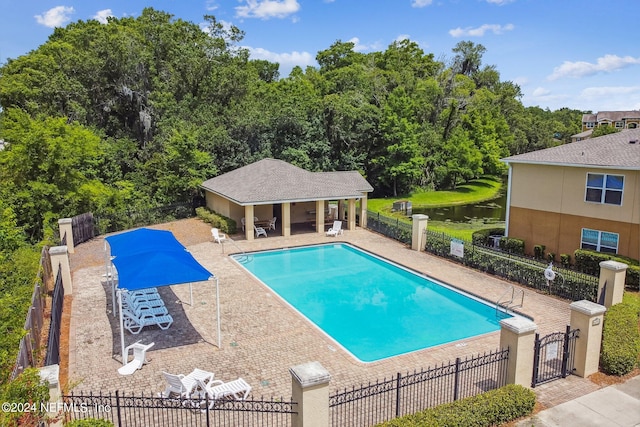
[411,192,506,223]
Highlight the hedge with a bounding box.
[600,297,640,376]
[66,420,114,427]
[195,207,237,235]
[376,384,535,427]
[574,249,639,291]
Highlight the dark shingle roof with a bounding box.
[502,129,640,169]
[582,111,640,123]
[201,159,374,205]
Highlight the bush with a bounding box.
[560,253,571,268]
[471,228,504,246]
[574,249,639,291]
[195,207,237,235]
[0,369,49,427]
[376,384,535,427]
[66,420,114,426]
[600,299,640,375]
[533,244,546,260]
[500,237,525,254]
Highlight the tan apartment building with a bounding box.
[572,110,640,142]
[502,129,640,261]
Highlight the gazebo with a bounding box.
[200,159,373,240]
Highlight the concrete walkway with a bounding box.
[517,375,640,427]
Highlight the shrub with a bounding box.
[500,237,525,254]
[547,252,556,262]
[66,420,114,427]
[471,228,504,246]
[376,384,535,427]
[533,245,546,260]
[0,369,49,427]
[560,253,571,268]
[195,207,237,234]
[574,249,639,291]
[600,300,640,375]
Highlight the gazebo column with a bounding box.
[282,202,291,237]
[347,199,356,231]
[315,200,325,235]
[359,195,368,228]
[245,205,255,241]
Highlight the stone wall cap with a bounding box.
[499,316,537,334]
[570,300,607,316]
[598,260,628,271]
[39,364,60,386]
[58,218,72,224]
[411,214,429,220]
[289,361,331,387]
[49,246,69,255]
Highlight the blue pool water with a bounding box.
[233,243,512,362]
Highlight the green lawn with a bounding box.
[367,177,505,240]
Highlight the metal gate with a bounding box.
[532,325,579,387]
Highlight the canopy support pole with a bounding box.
[215,277,221,348]
[189,283,193,306]
[118,290,126,365]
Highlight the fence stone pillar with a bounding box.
[39,364,62,426]
[49,246,73,295]
[500,317,537,387]
[58,218,74,254]
[570,300,607,378]
[290,361,331,427]
[411,214,429,251]
[597,260,627,307]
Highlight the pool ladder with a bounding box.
[496,286,524,316]
[221,238,253,263]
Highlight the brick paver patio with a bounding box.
[67,218,596,406]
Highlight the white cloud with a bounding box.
[236,0,300,19]
[532,87,551,97]
[548,54,640,81]
[206,1,219,11]
[395,34,411,43]
[580,85,640,98]
[411,0,433,7]
[512,76,529,87]
[246,46,315,71]
[35,6,74,28]
[449,23,514,38]
[486,0,514,4]
[93,9,114,24]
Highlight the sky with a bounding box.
[1,0,639,113]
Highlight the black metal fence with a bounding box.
[425,229,599,302]
[63,392,296,427]
[532,325,579,387]
[329,348,509,427]
[45,266,64,366]
[11,247,52,380]
[366,210,412,244]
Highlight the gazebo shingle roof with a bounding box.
[201,158,373,205]
[502,129,640,169]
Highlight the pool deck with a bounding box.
[68,219,575,400]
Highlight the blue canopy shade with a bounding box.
[105,227,213,291]
[111,249,213,291]
[105,228,186,257]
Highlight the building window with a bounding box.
[585,173,624,205]
[581,228,619,254]
[585,122,595,128]
[615,121,624,128]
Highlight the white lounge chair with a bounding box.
[211,228,227,244]
[122,307,173,334]
[160,369,218,399]
[326,220,343,236]
[254,225,267,238]
[122,292,165,311]
[118,341,154,376]
[199,377,252,408]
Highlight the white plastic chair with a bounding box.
[254,225,267,238]
[118,341,155,376]
[240,217,245,231]
[268,217,277,230]
[326,220,343,236]
[199,377,251,408]
[211,228,227,244]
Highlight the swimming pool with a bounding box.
[233,243,512,362]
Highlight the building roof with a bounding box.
[201,158,374,205]
[582,111,640,123]
[502,129,640,169]
[571,129,593,139]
